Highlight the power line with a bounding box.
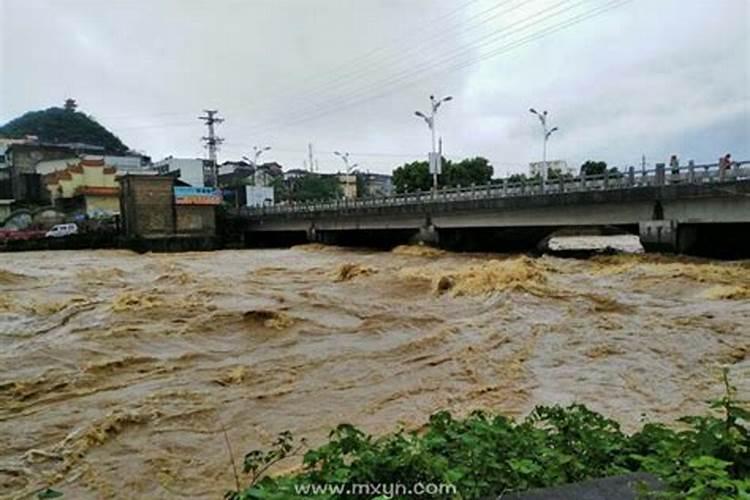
[241,0,625,136]
[94,0,484,123]
[115,0,632,142]
[233,0,525,121]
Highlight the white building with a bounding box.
[245,185,274,207]
[152,157,208,187]
[529,160,573,179]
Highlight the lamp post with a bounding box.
[242,145,271,167]
[415,94,452,192]
[334,151,359,199]
[243,145,272,190]
[529,108,558,181]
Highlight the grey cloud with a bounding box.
[1,0,747,175]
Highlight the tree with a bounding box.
[443,156,493,187]
[548,168,574,181]
[580,161,607,176]
[0,106,128,154]
[393,156,494,193]
[286,174,342,202]
[392,160,431,193]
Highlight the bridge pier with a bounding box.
[411,223,439,246]
[639,221,749,257]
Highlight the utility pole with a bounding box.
[415,94,453,192]
[641,154,647,175]
[529,108,558,181]
[308,143,315,173]
[199,109,223,187]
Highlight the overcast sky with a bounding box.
[1,0,748,175]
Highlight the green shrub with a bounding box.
[227,369,749,499]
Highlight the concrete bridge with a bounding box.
[234,161,750,257]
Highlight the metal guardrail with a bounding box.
[242,160,750,217]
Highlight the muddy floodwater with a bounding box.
[1,246,748,498]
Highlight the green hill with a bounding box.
[0,104,129,154]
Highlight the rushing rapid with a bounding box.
[1,246,748,498]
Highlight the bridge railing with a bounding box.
[243,160,749,216]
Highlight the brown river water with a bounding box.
[1,246,748,499]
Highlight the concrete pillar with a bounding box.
[603,169,609,189]
[655,163,666,186]
[413,222,439,246]
[502,178,508,196]
[580,170,586,190]
[639,220,677,252]
[628,166,635,186]
[688,160,695,183]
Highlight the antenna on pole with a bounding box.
[199,109,224,187]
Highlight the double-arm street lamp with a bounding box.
[334,151,359,199]
[243,145,272,167]
[415,94,452,192]
[333,151,359,174]
[529,108,558,180]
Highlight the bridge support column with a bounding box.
[411,223,439,246]
[639,220,697,254]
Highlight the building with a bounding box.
[283,168,309,182]
[337,174,357,199]
[0,140,139,203]
[119,175,218,246]
[529,160,573,179]
[152,156,209,187]
[245,185,274,207]
[254,162,283,187]
[37,154,151,177]
[43,157,120,217]
[361,173,393,197]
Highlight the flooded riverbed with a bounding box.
[1,247,748,498]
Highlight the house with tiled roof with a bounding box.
[44,157,120,217]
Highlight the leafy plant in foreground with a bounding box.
[227,369,749,499]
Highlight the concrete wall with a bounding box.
[176,205,216,235]
[119,176,175,238]
[85,194,120,217]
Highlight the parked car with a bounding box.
[45,223,79,238]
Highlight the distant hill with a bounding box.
[0,105,129,154]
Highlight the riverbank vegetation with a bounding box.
[226,369,748,499]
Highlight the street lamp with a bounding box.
[529,108,558,181]
[242,145,271,167]
[334,151,359,199]
[415,94,452,192]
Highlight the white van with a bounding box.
[45,223,79,238]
